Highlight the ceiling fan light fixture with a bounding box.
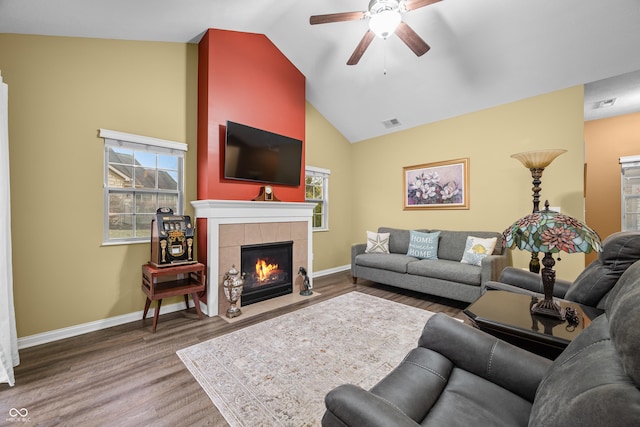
[369,9,402,38]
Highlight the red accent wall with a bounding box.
[197,28,306,202]
[196,29,306,300]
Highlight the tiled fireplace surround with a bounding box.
[191,200,316,317]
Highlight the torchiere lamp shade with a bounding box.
[502,202,602,319]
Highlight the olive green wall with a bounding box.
[349,87,587,281]
[305,103,353,272]
[2,34,587,339]
[0,34,199,337]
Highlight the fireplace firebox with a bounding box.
[240,240,293,306]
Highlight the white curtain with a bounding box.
[0,71,18,386]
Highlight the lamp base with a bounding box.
[531,298,565,320]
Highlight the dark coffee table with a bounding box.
[464,290,603,359]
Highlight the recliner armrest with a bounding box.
[322,384,420,427]
[498,266,570,297]
[418,314,551,401]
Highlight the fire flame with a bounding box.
[255,259,278,281]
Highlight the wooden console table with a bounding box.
[141,262,205,332]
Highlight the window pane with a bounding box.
[136,193,157,213]
[158,193,178,211]
[158,154,178,171]
[134,151,156,168]
[135,214,154,238]
[108,165,133,188]
[109,192,133,214]
[305,185,314,199]
[108,214,133,239]
[313,213,322,228]
[158,170,178,190]
[134,166,157,189]
[109,147,134,165]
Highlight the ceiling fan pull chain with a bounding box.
[383,39,388,75]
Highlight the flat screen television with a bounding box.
[224,120,303,186]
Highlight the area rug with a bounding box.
[177,292,435,426]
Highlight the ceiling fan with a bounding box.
[310,0,442,65]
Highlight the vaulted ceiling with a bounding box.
[2,0,640,142]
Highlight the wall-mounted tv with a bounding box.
[224,120,303,187]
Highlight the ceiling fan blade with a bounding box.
[347,30,375,65]
[404,0,442,11]
[395,22,430,56]
[310,11,366,25]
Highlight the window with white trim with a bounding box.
[100,129,187,244]
[305,166,330,231]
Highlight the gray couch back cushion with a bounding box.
[378,227,429,254]
[437,230,503,261]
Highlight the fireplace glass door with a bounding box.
[240,240,293,306]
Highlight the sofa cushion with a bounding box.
[365,231,390,254]
[406,230,440,259]
[355,253,417,274]
[437,230,502,261]
[379,227,429,254]
[460,236,498,266]
[407,259,482,286]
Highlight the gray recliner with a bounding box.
[322,260,640,426]
[487,231,640,309]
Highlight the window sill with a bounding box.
[101,240,148,247]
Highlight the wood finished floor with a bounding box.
[0,271,469,426]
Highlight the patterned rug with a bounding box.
[177,292,435,426]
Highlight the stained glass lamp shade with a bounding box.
[502,202,602,320]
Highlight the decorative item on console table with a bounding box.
[253,185,280,202]
[223,265,245,318]
[150,207,196,267]
[502,201,602,320]
[510,149,567,273]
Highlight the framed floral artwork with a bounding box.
[403,158,469,210]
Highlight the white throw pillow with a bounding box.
[460,236,498,266]
[365,231,390,254]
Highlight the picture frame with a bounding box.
[403,158,469,210]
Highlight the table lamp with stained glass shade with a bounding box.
[502,201,602,320]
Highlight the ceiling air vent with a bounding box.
[382,118,401,129]
[597,98,616,108]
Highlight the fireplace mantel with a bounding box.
[191,199,316,316]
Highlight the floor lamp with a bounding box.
[510,149,567,273]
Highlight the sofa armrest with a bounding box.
[418,314,551,402]
[323,384,420,427]
[351,243,367,277]
[497,266,570,297]
[479,251,512,285]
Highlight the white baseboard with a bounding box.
[17,265,352,349]
[313,264,350,277]
[17,300,196,349]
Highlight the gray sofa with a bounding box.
[352,227,511,303]
[323,259,640,426]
